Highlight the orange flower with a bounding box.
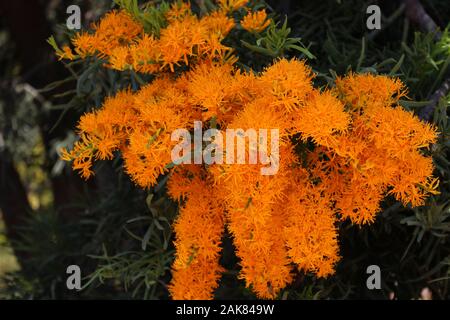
[166,1,192,22]
[159,15,205,71]
[71,10,143,59]
[335,73,407,113]
[201,10,235,37]
[88,10,143,57]
[186,63,237,122]
[169,175,225,300]
[109,46,131,71]
[57,45,76,60]
[283,171,340,277]
[218,0,248,12]
[295,90,350,147]
[260,58,314,113]
[63,3,241,74]
[71,32,97,57]
[241,10,271,33]
[129,34,162,74]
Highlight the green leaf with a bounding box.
[398,99,431,108]
[389,54,405,75]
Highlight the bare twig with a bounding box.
[403,0,446,121]
[403,0,441,39]
[419,77,450,122]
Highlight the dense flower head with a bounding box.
[72,10,143,58]
[129,34,161,73]
[283,170,340,277]
[240,9,271,33]
[186,62,239,122]
[168,172,225,299]
[165,1,192,22]
[335,72,407,113]
[65,4,239,74]
[294,90,350,147]
[59,2,440,300]
[218,0,248,12]
[260,58,315,113]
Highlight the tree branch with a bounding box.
[403,0,446,121]
[403,0,441,38]
[419,77,450,122]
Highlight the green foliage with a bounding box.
[84,247,172,299]
[241,18,315,59]
[400,29,450,99]
[114,0,170,35]
[402,201,450,241]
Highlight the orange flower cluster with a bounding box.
[59,1,266,73]
[168,166,225,300]
[240,10,271,33]
[59,1,439,300]
[219,0,248,12]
